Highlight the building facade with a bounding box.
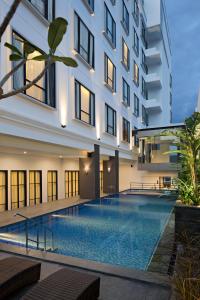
[0,0,173,211]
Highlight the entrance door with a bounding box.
[0,171,8,212]
[65,171,79,198]
[47,171,57,202]
[29,171,42,206]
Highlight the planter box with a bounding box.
[175,204,200,240]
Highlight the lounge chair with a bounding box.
[22,268,100,300]
[0,256,41,300]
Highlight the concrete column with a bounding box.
[103,150,119,194]
[79,144,100,199]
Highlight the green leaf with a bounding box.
[51,55,78,67]
[48,17,68,53]
[9,54,23,61]
[32,54,49,61]
[4,42,22,56]
[24,42,37,55]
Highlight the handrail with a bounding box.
[130,182,177,190]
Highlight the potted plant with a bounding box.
[163,112,200,239]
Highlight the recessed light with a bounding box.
[59,155,63,159]
[23,151,27,154]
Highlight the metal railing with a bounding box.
[130,182,178,191]
[14,213,54,251]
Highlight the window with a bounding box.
[142,105,148,126]
[141,48,148,74]
[65,171,79,198]
[133,61,139,86]
[13,32,55,107]
[104,54,116,92]
[0,171,7,212]
[133,127,139,147]
[110,0,116,5]
[75,80,95,126]
[133,28,139,56]
[82,0,94,12]
[47,171,57,202]
[141,76,148,99]
[170,93,172,106]
[74,13,95,68]
[122,118,130,143]
[11,171,26,209]
[105,104,116,136]
[133,0,139,26]
[122,1,129,34]
[28,0,54,21]
[134,94,139,116]
[170,74,172,88]
[122,78,130,106]
[122,38,130,70]
[29,171,42,206]
[104,4,116,47]
[141,16,147,48]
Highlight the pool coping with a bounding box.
[0,242,171,290]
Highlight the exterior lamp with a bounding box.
[84,165,89,175]
[61,124,66,128]
[107,166,111,173]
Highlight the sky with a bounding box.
[165,0,200,122]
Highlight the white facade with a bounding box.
[0,0,173,210]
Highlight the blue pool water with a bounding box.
[0,194,175,270]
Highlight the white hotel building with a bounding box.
[0,0,177,212]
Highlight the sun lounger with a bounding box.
[21,268,100,300]
[0,256,41,300]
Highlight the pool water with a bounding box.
[0,194,175,270]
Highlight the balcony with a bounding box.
[144,99,162,112]
[145,48,161,65]
[146,25,162,42]
[146,73,162,88]
[138,162,180,172]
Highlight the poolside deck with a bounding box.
[0,196,90,227]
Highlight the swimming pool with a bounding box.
[0,194,175,270]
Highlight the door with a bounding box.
[11,171,26,209]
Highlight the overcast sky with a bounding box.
[165,0,200,122]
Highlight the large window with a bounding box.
[122,78,130,106]
[65,171,79,198]
[13,32,55,107]
[122,38,130,70]
[104,54,116,92]
[122,1,129,34]
[104,4,116,47]
[133,61,139,86]
[28,0,54,21]
[74,13,95,68]
[11,171,26,209]
[133,0,139,26]
[0,171,7,212]
[122,118,130,143]
[29,171,42,206]
[133,28,139,56]
[47,171,57,202]
[141,49,148,74]
[75,80,95,126]
[134,94,139,117]
[142,105,148,126]
[105,104,116,136]
[141,76,148,99]
[141,16,147,48]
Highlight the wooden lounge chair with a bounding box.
[22,268,100,300]
[0,256,41,300]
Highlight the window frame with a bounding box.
[104,3,116,48]
[104,53,116,92]
[122,78,130,107]
[133,94,139,117]
[122,38,130,70]
[133,60,139,86]
[141,16,147,48]
[29,170,42,206]
[11,171,27,209]
[122,0,129,34]
[0,171,8,212]
[141,48,148,74]
[142,104,148,126]
[105,103,117,136]
[75,79,95,126]
[122,117,130,143]
[65,170,79,198]
[12,31,56,107]
[74,12,95,68]
[133,28,139,56]
[133,0,139,26]
[47,170,58,202]
[28,0,55,21]
[141,76,148,99]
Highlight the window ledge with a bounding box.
[73,117,95,128]
[121,21,129,36]
[133,112,139,118]
[22,0,50,26]
[121,61,130,72]
[104,82,115,94]
[110,0,116,5]
[122,101,130,108]
[121,140,130,145]
[82,0,94,15]
[133,80,139,88]
[103,32,116,50]
[104,131,117,139]
[16,92,56,110]
[74,50,94,71]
